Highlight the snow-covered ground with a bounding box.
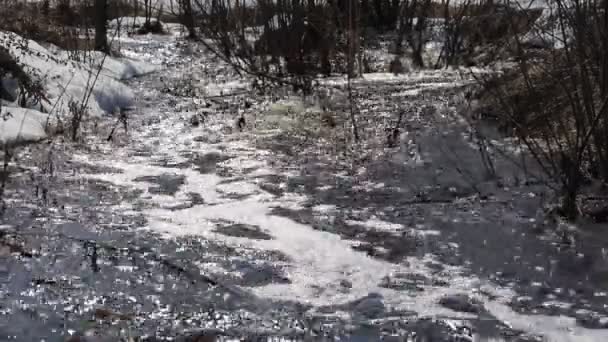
[1,22,608,342]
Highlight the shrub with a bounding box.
[472,0,608,220]
[136,19,165,34]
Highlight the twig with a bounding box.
[0,228,257,296]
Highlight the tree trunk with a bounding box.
[94,0,109,53]
[373,0,384,30]
[145,0,152,26]
[390,0,400,29]
[132,0,138,30]
[180,0,197,39]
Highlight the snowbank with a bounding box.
[41,44,159,80]
[87,51,158,80]
[0,30,157,145]
[0,31,137,117]
[0,106,50,146]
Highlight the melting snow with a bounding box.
[0,107,51,145]
[9,20,605,340]
[0,30,156,146]
[0,31,135,116]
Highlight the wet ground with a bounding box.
[1,29,608,341]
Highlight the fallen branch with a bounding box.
[0,228,234,290]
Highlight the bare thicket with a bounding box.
[473,0,608,220]
[182,1,543,85]
[188,0,366,89]
[169,0,197,38]
[394,0,433,67]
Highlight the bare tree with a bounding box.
[437,0,472,67]
[94,0,109,53]
[144,0,154,27]
[391,0,433,67]
[179,0,197,38]
[347,0,360,142]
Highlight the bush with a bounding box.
[472,0,608,220]
[388,56,408,74]
[136,19,165,35]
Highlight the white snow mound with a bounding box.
[0,31,140,118]
[0,106,50,145]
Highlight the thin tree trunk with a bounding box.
[180,0,197,38]
[94,0,109,53]
[347,0,360,142]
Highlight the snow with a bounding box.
[73,148,500,325]
[76,155,449,313]
[485,300,608,342]
[0,107,50,146]
[89,52,158,80]
[3,11,606,340]
[201,79,248,98]
[0,30,156,145]
[318,70,470,88]
[67,53,602,339]
[39,42,158,81]
[346,218,404,233]
[0,31,135,117]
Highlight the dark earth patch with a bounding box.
[193,152,232,174]
[161,193,206,211]
[213,221,273,240]
[187,192,206,205]
[439,294,485,314]
[256,174,287,197]
[151,157,193,169]
[133,173,186,196]
[379,272,432,292]
[67,160,124,174]
[217,190,255,201]
[217,176,247,185]
[269,206,438,262]
[233,260,290,287]
[258,182,285,197]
